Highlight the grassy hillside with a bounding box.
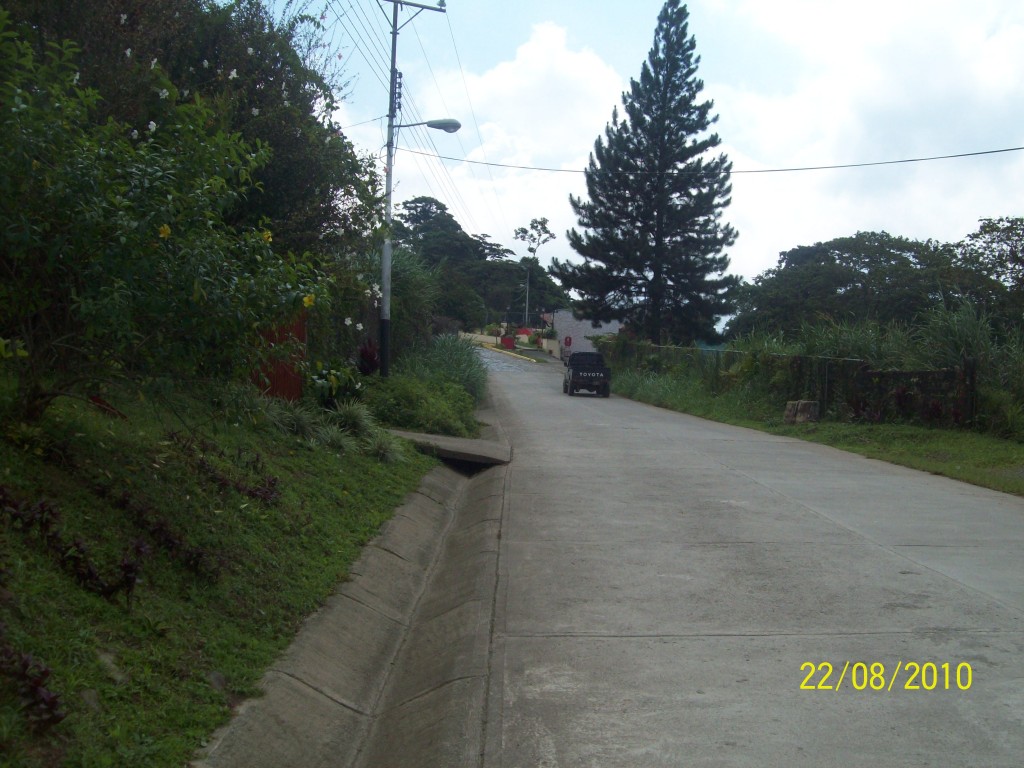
[0,381,436,767]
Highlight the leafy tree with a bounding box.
[550,0,738,345]
[4,0,380,261]
[394,197,568,329]
[0,14,314,420]
[474,233,515,262]
[514,217,556,259]
[956,217,1024,322]
[395,196,479,266]
[197,0,378,258]
[959,217,1024,287]
[727,231,988,337]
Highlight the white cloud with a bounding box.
[703,0,1024,278]
[337,2,1024,284]
[377,22,623,261]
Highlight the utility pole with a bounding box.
[523,266,530,327]
[380,0,449,377]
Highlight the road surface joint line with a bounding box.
[697,456,1024,615]
[265,669,369,717]
[500,628,1022,640]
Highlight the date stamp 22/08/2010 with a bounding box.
[800,661,973,692]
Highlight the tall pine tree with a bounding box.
[550,0,738,345]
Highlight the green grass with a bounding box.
[613,368,1024,497]
[767,421,1024,496]
[0,382,436,767]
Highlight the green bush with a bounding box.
[0,15,316,421]
[361,374,476,437]
[395,334,487,404]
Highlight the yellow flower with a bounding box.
[158,224,171,239]
[262,230,273,243]
[302,294,315,308]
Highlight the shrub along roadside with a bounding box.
[0,15,318,423]
[361,375,478,438]
[0,381,436,767]
[395,334,488,405]
[353,334,488,439]
[612,368,1024,497]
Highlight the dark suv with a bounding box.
[563,352,611,397]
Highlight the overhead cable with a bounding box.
[396,144,1024,175]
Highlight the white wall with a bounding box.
[551,310,622,359]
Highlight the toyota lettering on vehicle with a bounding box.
[563,351,611,397]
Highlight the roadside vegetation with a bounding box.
[0,377,438,767]
[0,3,489,765]
[613,365,1024,496]
[606,301,1024,496]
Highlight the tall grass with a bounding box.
[612,301,1024,439]
[614,367,778,424]
[910,302,996,370]
[395,333,488,403]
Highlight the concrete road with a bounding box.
[478,348,1024,767]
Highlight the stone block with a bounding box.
[784,400,819,424]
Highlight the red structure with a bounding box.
[255,312,307,401]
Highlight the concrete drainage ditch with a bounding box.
[193,414,509,768]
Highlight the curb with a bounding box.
[483,344,538,363]
[191,464,506,768]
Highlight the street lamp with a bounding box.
[378,0,459,378]
[380,118,460,377]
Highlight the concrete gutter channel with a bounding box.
[192,402,510,768]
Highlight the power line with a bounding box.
[341,115,387,129]
[327,1,390,91]
[443,13,510,237]
[329,1,474,226]
[395,144,1024,175]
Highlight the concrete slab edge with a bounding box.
[353,465,507,768]
[190,465,470,768]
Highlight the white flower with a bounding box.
[283,100,290,107]
[355,381,362,390]
[344,317,352,327]
[228,69,238,80]
[147,120,157,133]
[247,47,254,55]
[356,323,363,331]
[120,13,127,25]
[202,59,209,69]
[150,58,158,70]
[72,71,80,85]
[372,283,381,294]
[182,88,189,98]
[159,88,169,99]
[125,48,132,58]
[251,107,259,116]
[130,129,139,140]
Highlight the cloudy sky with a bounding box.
[324,0,1024,282]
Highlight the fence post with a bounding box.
[963,356,978,423]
